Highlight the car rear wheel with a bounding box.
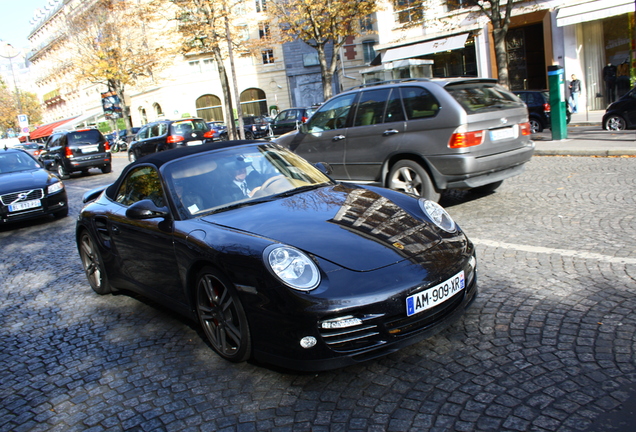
[78,231,111,295]
[605,115,626,131]
[56,162,69,180]
[388,160,441,202]
[101,164,112,174]
[529,117,543,134]
[245,131,254,140]
[195,267,251,362]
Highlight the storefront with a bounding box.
[557,0,635,110]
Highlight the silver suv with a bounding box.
[274,78,534,201]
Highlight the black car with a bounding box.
[270,107,317,136]
[39,128,112,180]
[128,118,214,162]
[603,86,636,131]
[218,116,271,140]
[206,121,227,140]
[1,147,68,223]
[76,141,477,371]
[513,90,571,133]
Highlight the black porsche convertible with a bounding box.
[76,141,477,371]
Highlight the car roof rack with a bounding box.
[347,78,432,91]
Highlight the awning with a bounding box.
[382,33,469,63]
[556,0,634,27]
[52,111,102,133]
[29,117,79,140]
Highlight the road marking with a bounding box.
[472,239,636,265]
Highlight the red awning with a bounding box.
[29,117,79,140]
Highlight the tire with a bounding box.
[245,131,254,140]
[529,117,543,134]
[128,151,137,163]
[471,180,504,195]
[219,133,228,141]
[195,266,251,362]
[388,160,441,202]
[101,164,112,174]
[605,115,626,131]
[78,231,111,295]
[56,162,69,180]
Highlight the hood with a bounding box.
[201,184,441,271]
[0,169,57,195]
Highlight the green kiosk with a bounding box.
[547,65,568,140]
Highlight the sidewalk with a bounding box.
[533,110,636,157]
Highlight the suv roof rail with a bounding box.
[347,78,432,91]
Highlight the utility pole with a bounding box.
[0,41,24,114]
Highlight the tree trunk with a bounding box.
[212,48,236,140]
[110,79,132,131]
[492,27,510,90]
[315,45,333,101]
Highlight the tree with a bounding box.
[265,0,378,101]
[61,0,172,131]
[164,0,244,139]
[0,82,42,138]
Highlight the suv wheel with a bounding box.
[529,118,543,134]
[245,131,254,140]
[56,162,69,180]
[388,160,441,202]
[101,164,112,174]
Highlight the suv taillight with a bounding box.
[449,129,485,148]
[203,131,214,138]
[167,135,184,144]
[543,103,550,113]
[104,141,111,151]
[64,146,73,158]
[301,116,308,123]
[519,122,532,136]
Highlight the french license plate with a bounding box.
[80,145,99,153]
[9,199,41,212]
[188,140,203,146]
[490,127,517,141]
[406,271,465,317]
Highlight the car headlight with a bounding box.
[419,198,456,232]
[265,245,320,291]
[48,181,64,195]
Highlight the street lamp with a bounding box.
[0,41,24,116]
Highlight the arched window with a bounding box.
[196,94,223,121]
[139,107,148,125]
[153,103,164,118]
[240,88,267,116]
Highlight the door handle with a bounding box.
[332,135,345,141]
[383,129,399,136]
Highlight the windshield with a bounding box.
[163,144,333,219]
[445,83,521,114]
[0,151,40,174]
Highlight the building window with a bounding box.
[362,40,377,64]
[360,15,374,32]
[240,88,268,116]
[139,107,148,125]
[394,0,423,24]
[259,22,270,39]
[196,94,223,121]
[255,0,266,12]
[262,49,274,64]
[189,60,200,73]
[446,0,470,12]
[153,103,163,118]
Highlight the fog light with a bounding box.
[320,316,363,329]
[300,336,317,349]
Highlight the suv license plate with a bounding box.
[406,271,465,317]
[9,199,41,212]
[80,145,99,153]
[490,127,517,141]
[188,140,203,146]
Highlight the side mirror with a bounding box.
[126,199,170,220]
[42,159,54,169]
[298,123,308,134]
[314,162,333,175]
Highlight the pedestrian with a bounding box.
[568,74,581,113]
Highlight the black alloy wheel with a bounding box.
[388,160,441,202]
[195,267,251,362]
[78,231,111,295]
[101,164,112,174]
[56,162,69,180]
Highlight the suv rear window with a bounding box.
[445,83,520,114]
[67,130,104,147]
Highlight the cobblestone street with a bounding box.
[1,155,635,431]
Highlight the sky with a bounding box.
[0,0,50,52]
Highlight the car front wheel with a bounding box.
[56,162,69,180]
[605,115,626,131]
[388,160,441,202]
[195,267,251,362]
[78,231,111,295]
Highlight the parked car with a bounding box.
[275,78,535,202]
[0,147,68,223]
[513,90,571,133]
[13,142,44,158]
[218,116,272,140]
[270,107,317,136]
[39,128,112,180]
[206,121,227,140]
[76,141,477,371]
[603,86,636,131]
[128,118,214,162]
